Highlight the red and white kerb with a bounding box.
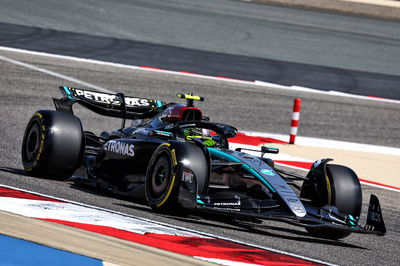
[289,98,301,144]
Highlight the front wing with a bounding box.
[196,194,386,236]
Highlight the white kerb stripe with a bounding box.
[195,257,261,266]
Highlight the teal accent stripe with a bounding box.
[207,148,276,193]
[196,195,205,205]
[62,86,75,99]
[154,130,172,135]
[156,100,163,107]
[208,148,241,162]
[348,214,357,225]
[197,199,205,205]
[63,86,72,95]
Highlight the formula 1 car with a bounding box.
[21,86,386,240]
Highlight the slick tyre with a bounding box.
[304,164,362,240]
[145,145,181,213]
[21,110,84,180]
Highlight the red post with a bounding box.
[289,98,301,144]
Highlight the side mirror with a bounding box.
[261,146,279,154]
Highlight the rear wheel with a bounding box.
[302,163,362,240]
[21,110,84,180]
[145,145,181,212]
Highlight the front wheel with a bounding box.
[145,145,181,212]
[302,163,362,240]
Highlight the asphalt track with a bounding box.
[1,0,400,99]
[1,0,400,265]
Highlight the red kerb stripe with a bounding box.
[230,132,288,145]
[139,66,166,71]
[275,161,313,169]
[39,218,321,265]
[0,187,64,202]
[359,178,400,191]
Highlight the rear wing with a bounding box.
[53,86,165,119]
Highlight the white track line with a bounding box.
[0,46,253,86]
[1,46,399,105]
[0,54,112,93]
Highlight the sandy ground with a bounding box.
[273,144,400,188]
[0,211,213,266]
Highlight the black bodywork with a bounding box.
[25,86,386,239]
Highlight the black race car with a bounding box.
[21,86,386,240]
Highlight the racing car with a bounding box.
[21,86,386,240]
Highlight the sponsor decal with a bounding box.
[278,189,295,195]
[103,140,135,156]
[212,201,240,207]
[74,89,150,107]
[261,169,275,176]
[182,170,194,183]
[368,206,382,223]
[211,195,241,207]
[292,204,305,214]
[287,198,299,203]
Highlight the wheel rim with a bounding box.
[150,156,171,198]
[156,168,167,186]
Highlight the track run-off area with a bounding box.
[1,0,400,265]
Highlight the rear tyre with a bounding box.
[21,110,84,180]
[302,164,362,240]
[145,145,181,212]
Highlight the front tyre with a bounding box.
[21,110,84,180]
[302,163,362,240]
[145,145,181,212]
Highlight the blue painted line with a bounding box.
[0,234,103,266]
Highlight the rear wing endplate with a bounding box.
[53,86,165,119]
